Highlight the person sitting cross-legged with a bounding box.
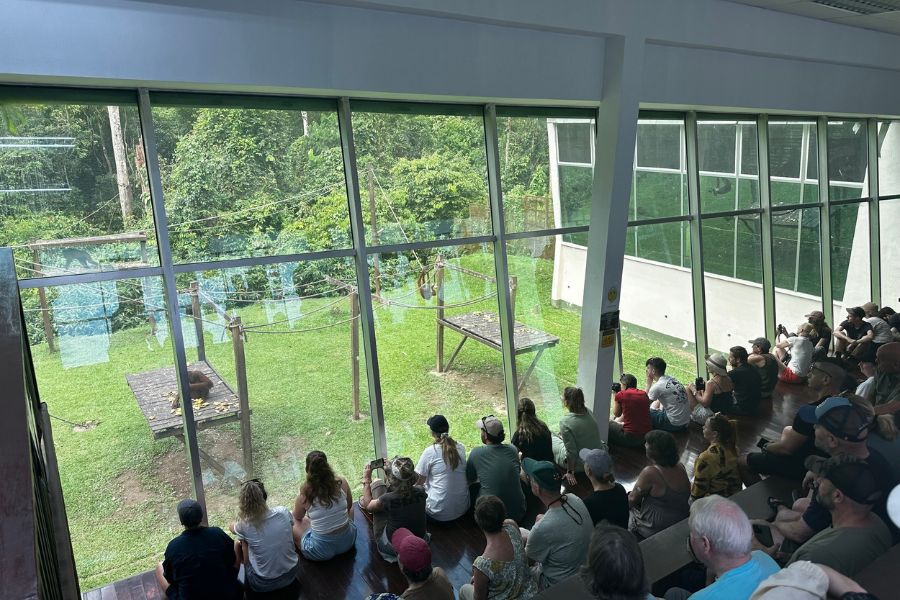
[458,495,536,600]
[520,458,593,591]
[512,398,555,463]
[872,342,900,423]
[646,357,690,432]
[291,450,357,561]
[664,495,780,600]
[833,307,875,362]
[786,456,891,578]
[360,456,428,564]
[416,414,469,522]
[747,337,779,402]
[231,479,300,598]
[552,387,606,487]
[775,323,814,384]
[727,346,762,417]
[628,430,691,541]
[691,414,742,501]
[531,524,651,600]
[687,353,735,424]
[608,373,652,448]
[467,415,527,524]
[155,499,242,600]
[391,527,455,600]
[579,447,629,528]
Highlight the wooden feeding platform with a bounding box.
[126,360,251,476]
[438,311,560,391]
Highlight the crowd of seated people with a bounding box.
[154,324,899,600]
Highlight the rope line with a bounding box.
[245,314,359,335]
[241,295,348,330]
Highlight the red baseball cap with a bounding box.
[391,528,431,571]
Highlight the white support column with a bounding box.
[576,35,644,438]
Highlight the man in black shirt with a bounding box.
[155,499,241,600]
[834,307,875,361]
[578,448,628,528]
[728,346,762,415]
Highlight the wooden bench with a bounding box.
[640,476,797,585]
[854,541,900,599]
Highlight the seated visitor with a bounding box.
[664,495,779,600]
[628,430,690,541]
[553,386,605,486]
[467,415,527,523]
[728,346,762,416]
[512,398,554,463]
[608,373,652,448]
[786,456,891,578]
[766,398,894,547]
[775,323,814,384]
[747,337,779,401]
[740,360,845,484]
[531,524,651,600]
[833,307,874,361]
[687,352,735,424]
[750,560,873,600]
[691,413,742,501]
[645,357,690,432]
[855,360,877,402]
[458,495,535,600]
[862,302,894,353]
[361,456,428,563]
[806,310,833,362]
[521,458,593,590]
[291,450,356,561]
[389,527,454,600]
[888,310,900,342]
[872,342,900,421]
[156,499,241,600]
[579,448,629,528]
[231,479,300,598]
[416,414,469,522]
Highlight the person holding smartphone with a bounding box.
[360,456,428,563]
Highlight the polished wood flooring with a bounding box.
[84,381,818,600]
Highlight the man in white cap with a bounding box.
[466,415,527,523]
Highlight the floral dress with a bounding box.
[472,523,536,600]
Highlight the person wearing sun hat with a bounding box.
[415,414,469,522]
[466,415,527,523]
[687,352,735,424]
[786,456,892,578]
[361,456,428,563]
[390,527,454,599]
[520,458,593,590]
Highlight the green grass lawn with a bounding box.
[31,253,695,590]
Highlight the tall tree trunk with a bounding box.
[107,105,134,226]
[504,117,512,168]
[134,139,151,211]
[301,111,309,136]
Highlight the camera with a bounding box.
[695,377,706,391]
[369,457,385,470]
[611,382,622,393]
[777,324,787,335]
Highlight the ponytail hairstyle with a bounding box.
[239,479,269,526]
[302,450,341,508]
[707,413,737,455]
[436,431,462,471]
[563,386,587,414]
[516,397,551,445]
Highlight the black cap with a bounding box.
[818,404,871,443]
[426,414,449,434]
[819,456,882,505]
[177,499,203,527]
[748,337,771,353]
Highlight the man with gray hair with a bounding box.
[665,495,779,600]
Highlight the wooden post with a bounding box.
[32,247,55,352]
[230,317,253,477]
[510,276,518,323]
[367,164,381,296]
[435,256,445,372]
[190,281,206,362]
[350,291,360,420]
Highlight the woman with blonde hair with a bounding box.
[230,479,299,597]
[691,413,742,501]
[416,415,469,522]
[360,456,428,563]
[292,450,357,561]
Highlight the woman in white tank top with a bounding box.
[292,450,357,561]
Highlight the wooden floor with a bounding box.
[84,381,817,600]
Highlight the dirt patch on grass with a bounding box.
[438,369,507,413]
[114,470,153,507]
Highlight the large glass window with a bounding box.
[773,207,822,327]
[830,203,869,305]
[827,120,868,201]
[152,95,350,263]
[769,120,819,206]
[22,277,189,590]
[879,121,900,197]
[881,199,900,307]
[351,103,490,245]
[631,118,688,221]
[621,222,695,384]
[368,243,504,458]
[0,94,158,280]
[698,119,759,213]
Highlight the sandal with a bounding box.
[766,496,789,520]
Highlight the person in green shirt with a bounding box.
[552,387,605,486]
[466,415,527,523]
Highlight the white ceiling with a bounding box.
[727,0,900,34]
